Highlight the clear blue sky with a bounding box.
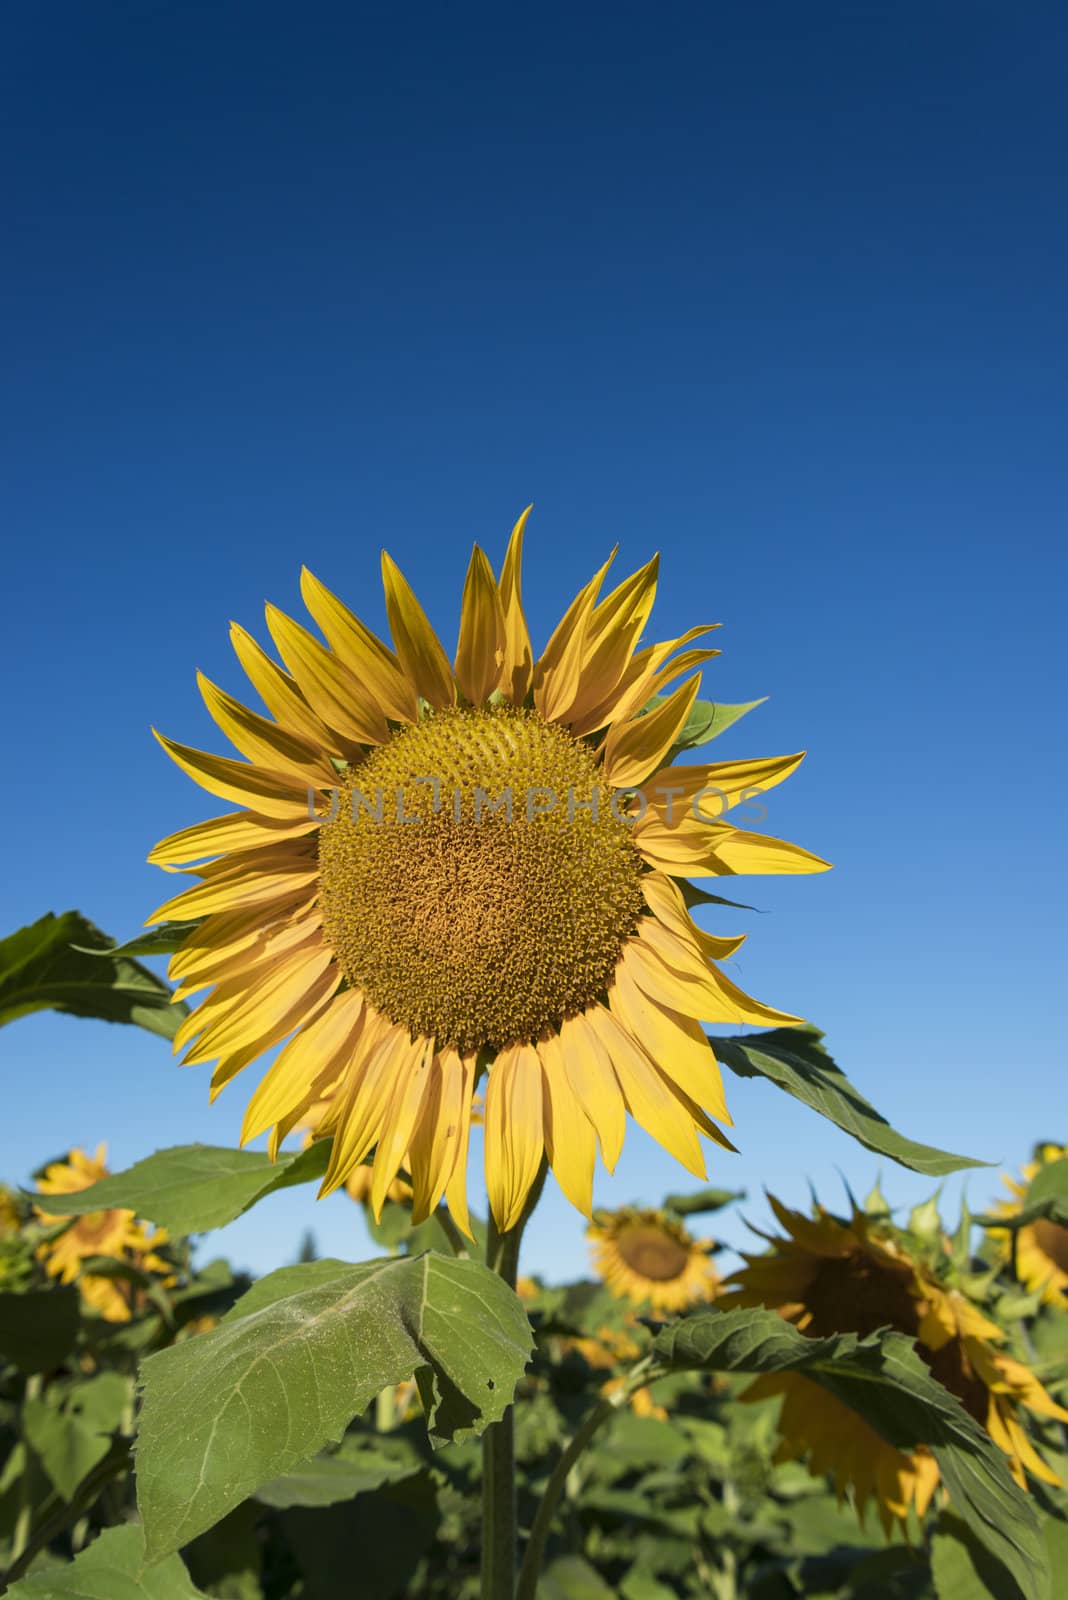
[3,3,1065,1280]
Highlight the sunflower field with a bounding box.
[1,524,1066,1599]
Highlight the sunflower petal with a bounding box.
[149,811,315,868]
[586,1006,705,1178]
[300,567,419,723]
[381,551,456,709]
[407,1047,469,1224]
[532,550,616,723]
[498,506,534,703]
[484,1043,545,1230]
[266,606,389,745]
[538,1033,596,1216]
[609,954,732,1125]
[153,731,310,819]
[371,1037,434,1219]
[240,989,365,1145]
[558,1012,627,1172]
[197,673,335,785]
[602,674,701,789]
[230,622,349,754]
[455,544,506,706]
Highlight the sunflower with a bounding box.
[588,1205,720,1312]
[297,1100,414,1208]
[991,1141,1068,1307]
[34,1145,173,1322]
[149,510,828,1234]
[721,1196,1068,1535]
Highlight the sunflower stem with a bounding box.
[481,1163,547,1600]
[515,1357,657,1600]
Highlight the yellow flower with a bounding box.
[149,511,828,1234]
[34,1144,173,1323]
[568,1323,667,1419]
[722,1197,1068,1535]
[991,1142,1068,1307]
[0,1186,20,1236]
[588,1205,720,1312]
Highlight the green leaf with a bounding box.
[23,1373,131,1500]
[714,1026,984,1176]
[41,1139,331,1236]
[254,1430,425,1508]
[661,1185,744,1217]
[651,1307,1048,1600]
[4,1523,207,1599]
[0,1286,80,1372]
[932,1511,1028,1600]
[537,1554,616,1599]
[0,913,187,1040]
[134,1252,532,1559]
[671,695,768,752]
[280,1472,439,1600]
[72,922,202,959]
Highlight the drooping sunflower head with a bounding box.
[722,1195,1068,1534]
[149,510,829,1234]
[588,1204,719,1312]
[34,1144,173,1322]
[990,1141,1068,1307]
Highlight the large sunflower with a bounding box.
[149,511,828,1233]
[588,1205,720,1312]
[721,1196,1068,1534]
[34,1144,173,1322]
[990,1141,1068,1307]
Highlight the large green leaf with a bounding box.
[135,1253,532,1560]
[0,1286,80,1373]
[713,1027,984,1176]
[41,1140,331,1236]
[5,1523,207,1599]
[651,1308,1048,1600]
[0,913,186,1040]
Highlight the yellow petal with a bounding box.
[602,674,700,789]
[498,506,534,704]
[196,673,335,785]
[532,550,616,723]
[484,1043,545,1231]
[380,551,456,709]
[454,544,506,706]
[167,892,316,980]
[538,1033,596,1216]
[300,568,419,723]
[564,556,659,726]
[147,846,318,926]
[182,942,336,1064]
[205,965,339,1098]
[149,811,315,868]
[695,826,832,877]
[629,924,801,1026]
[230,622,349,755]
[640,873,746,961]
[153,730,311,820]
[585,1006,705,1178]
[442,1052,477,1238]
[637,753,807,823]
[320,1026,418,1198]
[240,989,365,1145]
[558,1011,627,1172]
[609,953,732,1125]
[266,606,389,745]
[578,625,719,734]
[407,1047,469,1224]
[371,1037,434,1219]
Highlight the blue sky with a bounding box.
[2,3,1065,1281]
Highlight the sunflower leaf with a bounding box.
[3,1522,207,1599]
[670,696,768,756]
[0,912,187,1040]
[71,922,202,959]
[35,1140,332,1236]
[662,1186,745,1217]
[134,1253,532,1560]
[713,1026,985,1176]
[650,1308,1048,1600]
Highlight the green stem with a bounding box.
[480,1163,547,1600]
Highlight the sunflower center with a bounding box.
[616,1223,692,1282]
[317,705,645,1053]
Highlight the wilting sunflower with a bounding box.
[34,1145,173,1322]
[149,510,828,1233]
[588,1205,720,1312]
[990,1141,1068,1307]
[721,1196,1068,1534]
